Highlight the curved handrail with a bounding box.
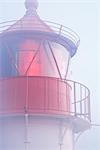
[66,80,91,121]
[0,20,80,47]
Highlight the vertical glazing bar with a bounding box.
[65,55,70,79]
[24,41,42,75]
[43,40,54,68]
[47,41,62,79]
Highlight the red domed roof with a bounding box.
[5,16,52,33]
[5,0,52,33]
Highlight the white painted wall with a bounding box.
[0,116,74,150]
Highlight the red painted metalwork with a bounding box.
[0,77,70,115]
[0,77,90,121]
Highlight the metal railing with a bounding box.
[66,80,91,121]
[0,76,90,122]
[0,20,80,47]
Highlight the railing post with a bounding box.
[73,82,77,115]
[66,81,68,113]
[88,92,91,121]
[80,84,82,116]
[84,87,87,119]
[59,25,63,35]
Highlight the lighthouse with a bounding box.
[0,0,91,150]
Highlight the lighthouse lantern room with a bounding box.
[0,0,91,150]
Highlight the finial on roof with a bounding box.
[25,0,38,16]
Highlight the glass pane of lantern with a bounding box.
[49,42,70,79]
[0,38,70,79]
[18,39,60,78]
[28,40,59,78]
[0,42,17,78]
[41,41,59,78]
[18,39,41,76]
